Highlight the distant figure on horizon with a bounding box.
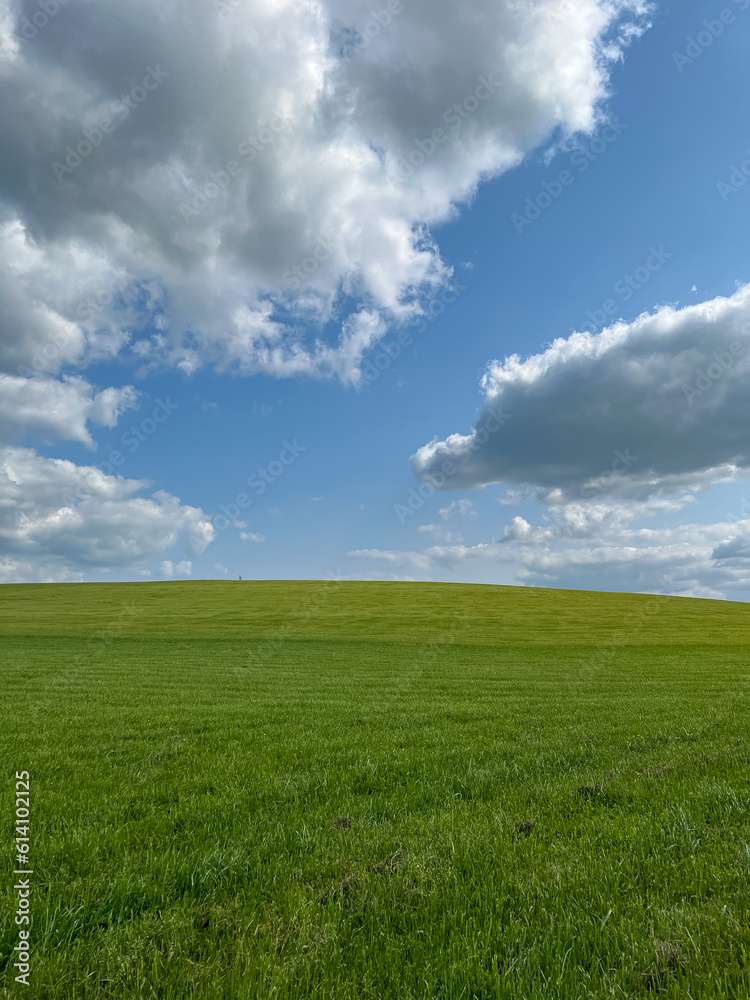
[239,575,242,581]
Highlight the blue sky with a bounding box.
[2,0,750,597]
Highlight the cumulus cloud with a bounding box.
[413,284,750,500]
[505,507,750,598]
[0,219,138,376]
[0,0,649,384]
[161,559,192,577]
[0,374,138,447]
[501,496,695,543]
[349,494,750,599]
[0,446,214,581]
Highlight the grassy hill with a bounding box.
[2,579,750,642]
[1,581,748,999]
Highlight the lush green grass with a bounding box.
[1,581,749,999]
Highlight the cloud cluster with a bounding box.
[0,374,138,447]
[161,559,192,577]
[413,284,750,500]
[1,0,649,383]
[0,447,214,581]
[350,493,750,599]
[399,284,750,599]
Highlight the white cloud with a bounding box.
[327,569,426,583]
[507,513,750,598]
[0,219,140,376]
[439,498,476,520]
[1,0,649,384]
[414,284,750,500]
[240,531,265,543]
[502,496,696,543]
[0,374,138,447]
[349,547,434,573]
[161,559,192,577]
[213,563,229,575]
[0,447,214,581]
[418,523,463,543]
[350,494,750,599]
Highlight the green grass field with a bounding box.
[1,580,749,999]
